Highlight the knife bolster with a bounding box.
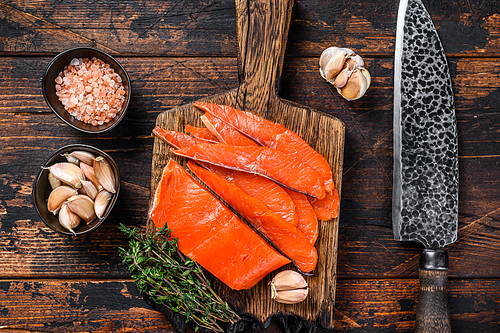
[415,249,451,333]
[419,249,448,270]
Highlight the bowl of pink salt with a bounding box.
[42,47,131,133]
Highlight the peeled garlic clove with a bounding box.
[94,156,116,194]
[59,203,81,235]
[272,288,309,305]
[47,186,78,215]
[66,195,96,223]
[319,47,349,82]
[337,68,370,101]
[270,270,309,304]
[48,172,62,190]
[47,162,84,189]
[80,180,98,200]
[94,190,112,219]
[69,151,95,166]
[80,162,102,191]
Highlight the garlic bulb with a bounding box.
[319,47,370,101]
[270,270,309,304]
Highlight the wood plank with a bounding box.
[0,279,498,332]
[1,0,500,56]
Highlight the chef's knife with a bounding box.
[393,0,458,332]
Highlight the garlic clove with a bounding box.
[47,162,84,189]
[80,180,98,200]
[66,194,96,224]
[319,47,349,82]
[48,172,62,190]
[59,203,81,235]
[270,270,309,304]
[361,67,371,88]
[271,270,309,290]
[69,151,96,166]
[337,68,370,101]
[333,64,350,89]
[47,186,78,215]
[63,152,80,165]
[80,162,103,191]
[272,288,309,305]
[93,156,116,194]
[94,190,112,219]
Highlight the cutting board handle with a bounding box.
[415,249,451,333]
[234,0,295,111]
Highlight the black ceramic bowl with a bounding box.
[42,47,131,134]
[33,144,121,236]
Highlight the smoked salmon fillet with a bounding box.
[185,124,219,143]
[194,101,334,192]
[201,113,258,146]
[201,163,298,227]
[153,126,201,149]
[172,143,326,200]
[308,190,340,221]
[188,161,317,273]
[153,127,299,226]
[149,159,290,290]
[283,188,319,244]
[193,102,340,220]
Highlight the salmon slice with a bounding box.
[201,113,258,146]
[202,163,298,227]
[188,161,317,273]
[308,188,340,221]
[283,188,319,244]
[172,143,326,200]
[194,102,334,192]
[193,102,339,219]
[149,159,290,290]
[153,126,202,149]
[154,127,299,226]
[185,124,219,143]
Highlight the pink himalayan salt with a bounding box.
[55,57,126,126]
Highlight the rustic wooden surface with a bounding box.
[0,0,499,332]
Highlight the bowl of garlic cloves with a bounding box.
[33,144,120,236]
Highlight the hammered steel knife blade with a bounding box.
[393,0,458,331]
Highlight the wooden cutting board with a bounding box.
[147,0,344,328]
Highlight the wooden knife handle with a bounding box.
[415,249,451,333]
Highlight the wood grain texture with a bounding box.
[0,279,498,333]
[0,0,499,330]
[0,56,498,280]
[148,0,343,327]
[1,0,500,57]
[414,269,451,333]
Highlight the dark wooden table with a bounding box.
[1,0,499,332]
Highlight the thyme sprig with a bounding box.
[118,223,239,332]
